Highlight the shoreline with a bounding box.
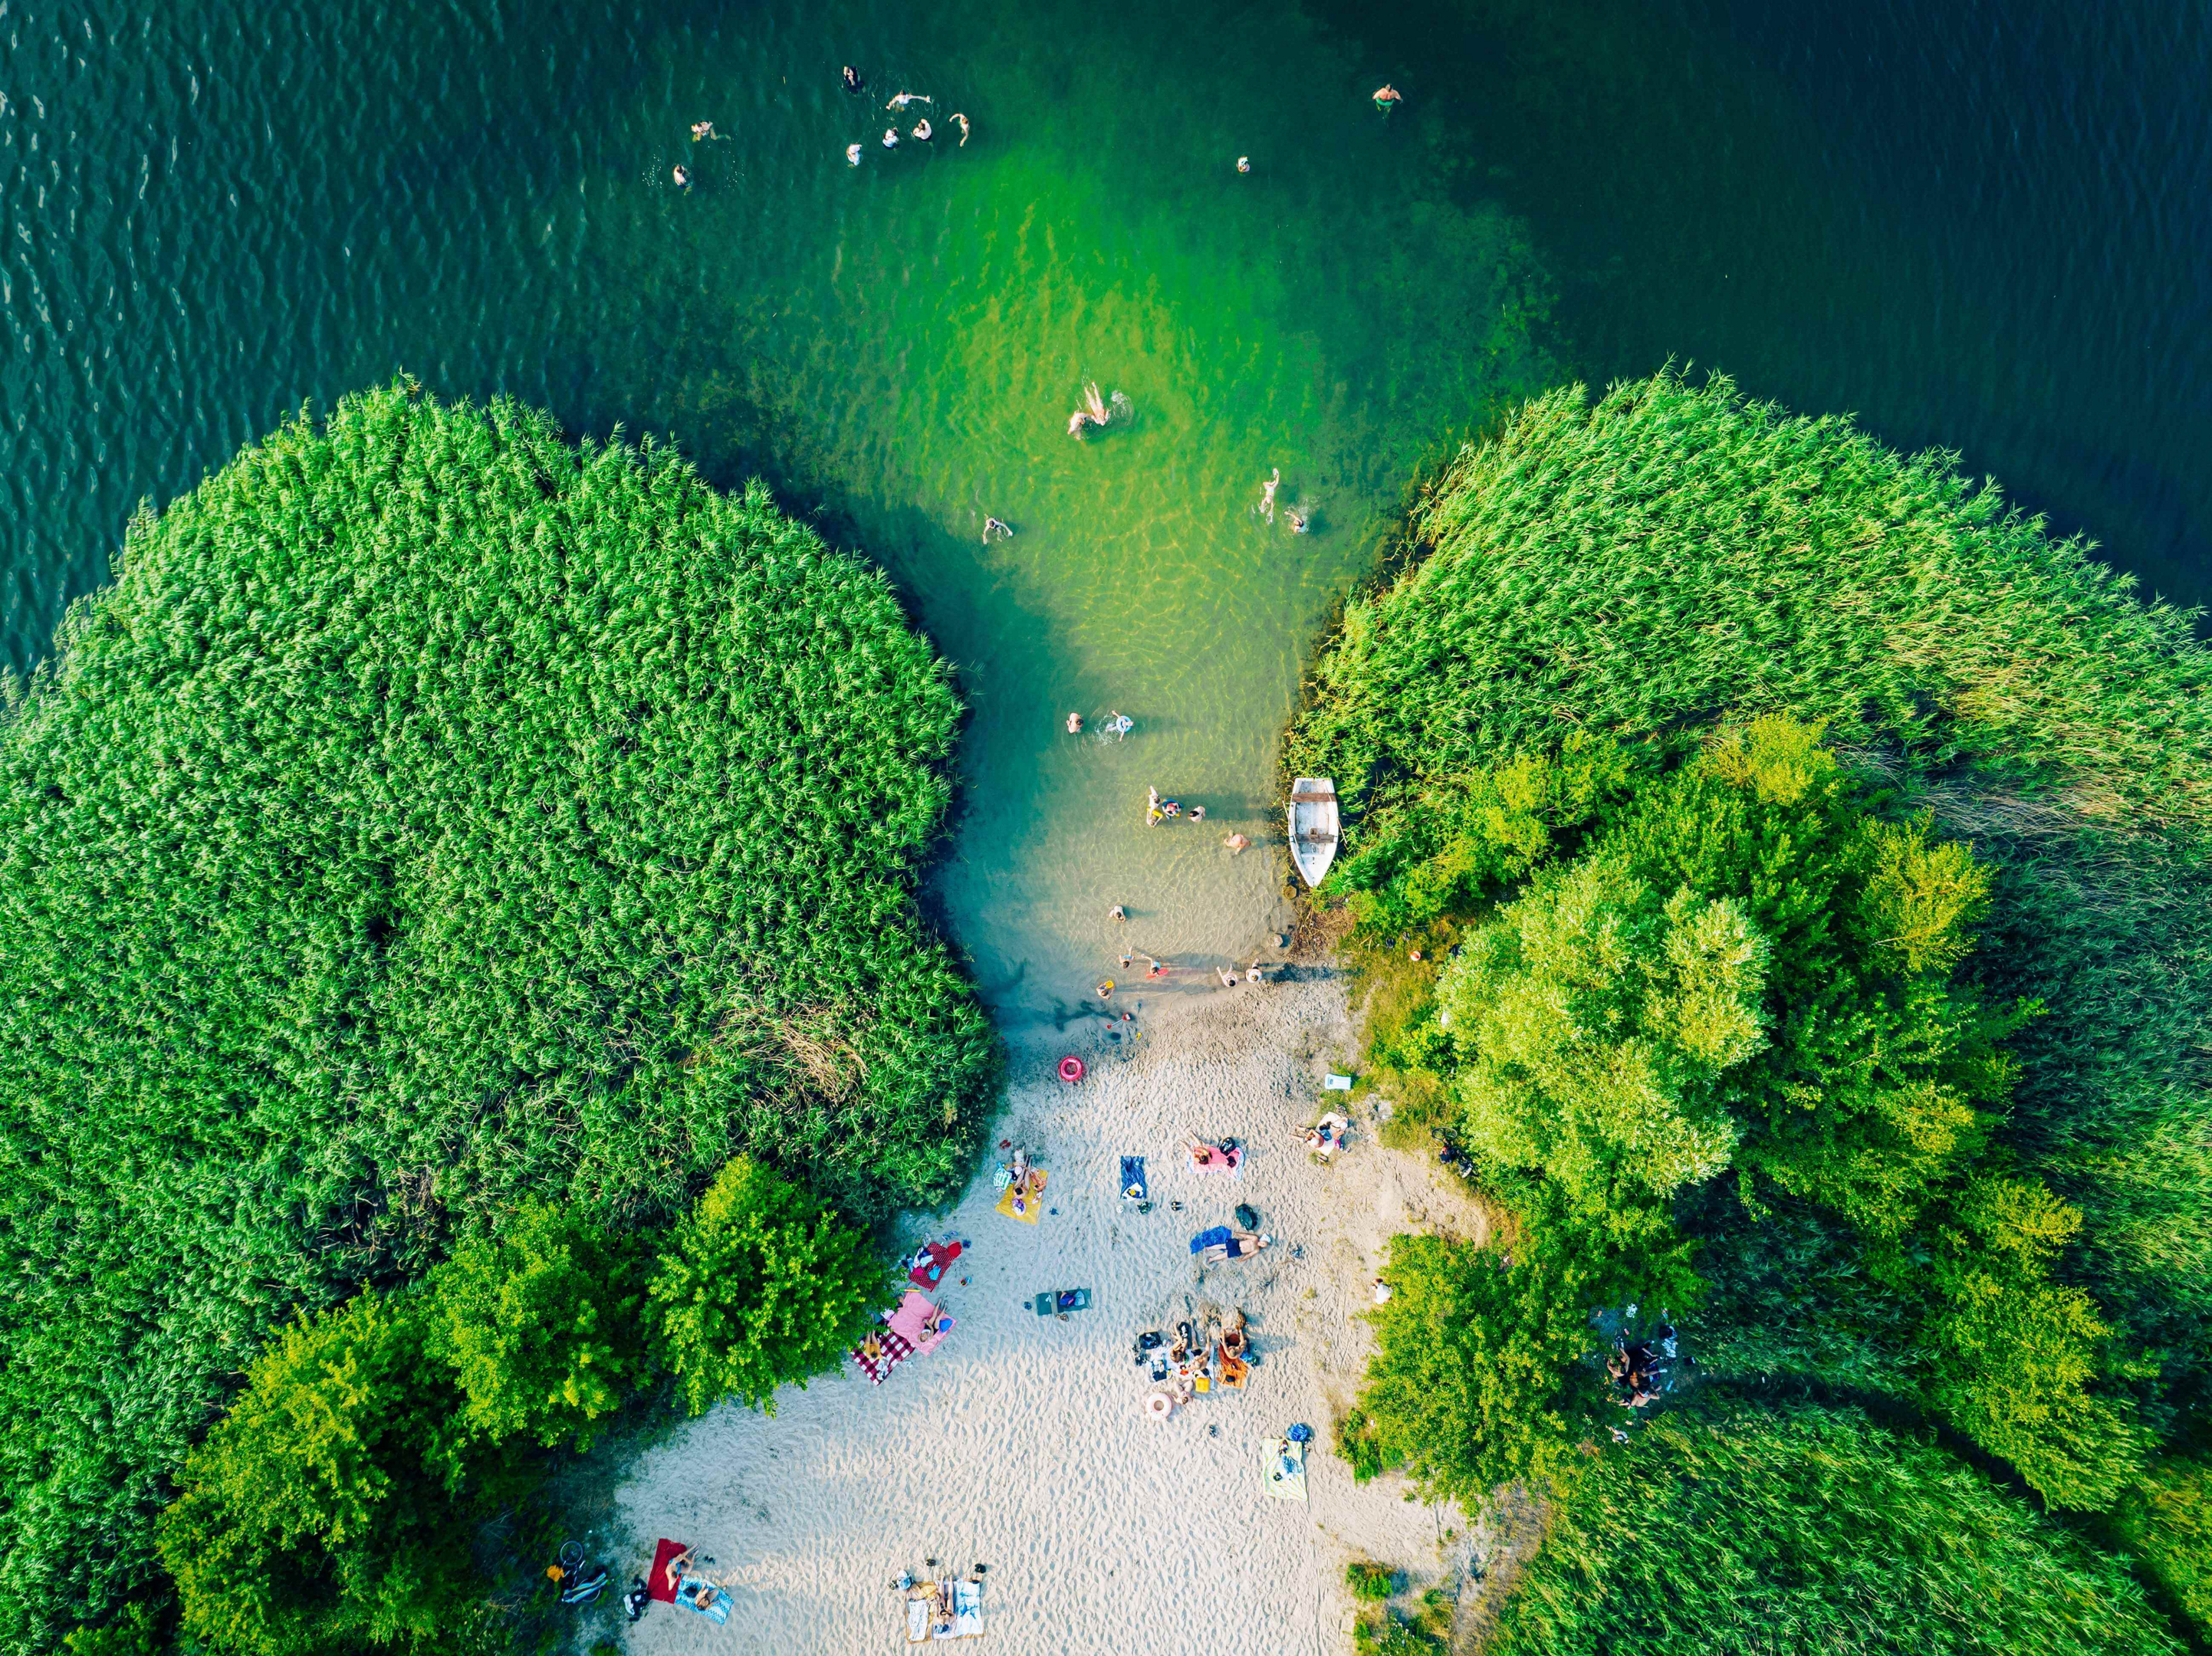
[606,977,1497,1652]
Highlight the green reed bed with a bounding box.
[0,383,995,1651]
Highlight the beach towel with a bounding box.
[1188,1225,1231,1255]
[851,1324,915,1384]
[649,1539,688,1603]
[1120,1155,1147,1202]
[1033,1288,1090,1315]
[1267,1436,1308,1502]
[674,1575,734,1625]
[888,1290,953,1355]
[907,1238,962,1289]
[906,1592,932,1644]
[1189,1142,1243,1176]
[949,1578,984,1638]
[994,1168,1047,1223]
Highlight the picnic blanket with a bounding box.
[1188,1225,1232,1255]
[649,1538,688,1602]
[1267,1436,1308,1502]
[888,1290,953,1355]
[1120,1155,1147,1202]
[906,1580,984,1643]
[675,1574,735,1624]
[907,1237,963,1289]
[852,1325,915,1385]
[995,1168,1047,1223]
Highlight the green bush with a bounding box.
[153,1295,490,1656]
[1488,1405,2181,1656]
[648,1157,892,1414]
[0,383,994,1651]
[422,1201,652,1451]
[1346,1559,1398,1602]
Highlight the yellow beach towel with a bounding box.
[995,1168,1047,1224]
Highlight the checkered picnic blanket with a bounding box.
[852,1326,915,1385]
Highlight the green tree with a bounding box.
[647,1158,890,1415]
[1355,1206,1696,1504]
[154,1294,486,1656]
[422,1202,652,1451]
[1440,855,1767,1233]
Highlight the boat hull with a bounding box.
[1288,777,1339,889]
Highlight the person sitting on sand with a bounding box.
[887,90,932,110]
[952,112,971,144]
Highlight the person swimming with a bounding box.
[690,121,720,141]
[1146,786,1164,826]
[887,90,932,110]
[1106,711,1133,739]
[1373,84,1402,113]
[1066,712,1083,734]
[846,143,863,166]
[952,113,971,145]
[1236,155,1251,173]
[912,119,932,141]
[1109,904,1128,922]
[1285,507,1309,534]
[984,515,1013,541]
[672,163,692,191]
[1260,467,1280,523]
[882,127,899,149]
[843,65,865,94]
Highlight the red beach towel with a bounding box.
[907,1238,962,1289]
[650,1538,688,1603]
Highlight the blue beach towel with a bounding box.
[1120,1156,1147,1201]
[1189,1225,1231,1255]
[675,1577,734,1625]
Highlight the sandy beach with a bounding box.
[608,975,1495,1654]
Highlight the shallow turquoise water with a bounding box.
[5,0,2210,1017]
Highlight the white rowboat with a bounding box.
[1288,777,1339,889]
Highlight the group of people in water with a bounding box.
[844,69,971,166]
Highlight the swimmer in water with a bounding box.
[1285,508,1309,534]
[952,113,971,145]
[843,65,865,94]
[1373,84,1402,113]
[983,515,1013,541]
[1224,833,1250,853]
[846,143,863,166]
[1109,905,1127,922]
[672,163,692,191]
[1147,786,1164,827]
[912,119,932,141]
[1191,805,1205,822]
[1067,712,1083,734]
[1260,467,1280,523]
[1219,967,1238,988]
[1146,958,1168,980]
[882,127,900,150]
[1069,408,1099,439]
[1236,156,1251,173]
[691,121,720,142]
[887,91,932,111]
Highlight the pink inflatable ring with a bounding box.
[1058,1056,1085,1084]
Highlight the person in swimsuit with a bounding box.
[1109,904,1127,921]
[984,515,1013,540]
[1066,712,1083,734]
[1260,467,1280,522]
[882,127,900,149]
[843,65,865,94]
[1373,84,1402,112]
[846,143,863,166]
[672,164,692,191]
[952,113,971,144]
[912,119,932,141]
[887,90,932,110]
[691,121,720,141]
[1224,833,1249,853]
[1236,155,1251,173]
[1285,508,1309,534]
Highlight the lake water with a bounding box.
[5,0,2209,1019]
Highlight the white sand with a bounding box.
[609,977,1495,1653]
